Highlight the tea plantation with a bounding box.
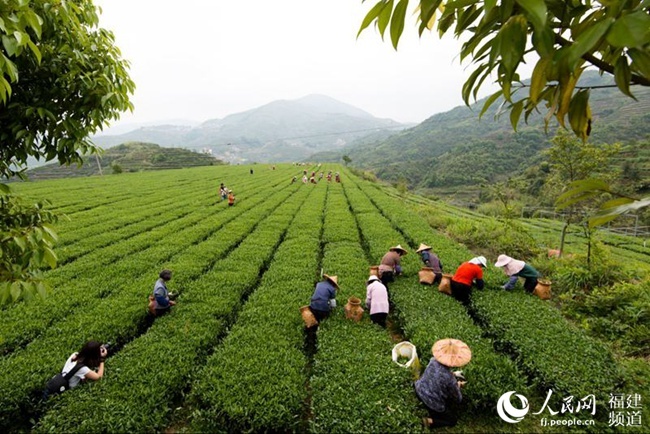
[2,164,645,433]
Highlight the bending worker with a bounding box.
[415,338,471,428]
[365,275,389,328]
[494,254,540,293]
[449,256,486,305]
[379,244,408,287]
[309,274,339,323]
[416,243,443,284]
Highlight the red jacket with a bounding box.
[452,262,483,287]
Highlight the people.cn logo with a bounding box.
[497,391,530,423]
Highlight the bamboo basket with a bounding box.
[344,297,364,322]
[300,306,319,328]
[533,279,552,300]
[438,274,453,295]
[419,267,436,285]
[369,265,380,277]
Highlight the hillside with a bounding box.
[312,71,650,200]
[25,142,224,180]
[92,94,405,164]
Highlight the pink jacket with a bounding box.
[366,280,389,315]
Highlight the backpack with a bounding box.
[44,362,84,399]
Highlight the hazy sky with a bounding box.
[94,0,507,128]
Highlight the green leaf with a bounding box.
[390,0,409,49]
[628,48,650,78]
[358,1,390,38]
[613,55,634,99]
[606,11,650,48]
[531,25,554,57]
[0,282,10,306]
[514,0,547,31]
[589,196,650,227]
[509,100,524,131]
[556,178,611,209]
[479,89,504,119]
[378,0,395,38]
[462,64,488,105]
[567,18,614,69]
[529,57,550,103]
[43,246,57,269]
[568,89,591,140]
[13,236,26,252]
[499,15,527,79]
[10,281,21,301]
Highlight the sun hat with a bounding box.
[432,338,472,367]
[494,254,513,267]
[390,244,408,255]
[367,275,380,283]
[416,243,432,253]
[469,256,487,267]
[323,274,339,288]
[495,254,525,275]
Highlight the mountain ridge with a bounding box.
[92,94,405,164]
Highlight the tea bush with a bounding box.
[189,186,326,432]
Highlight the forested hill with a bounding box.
[313,71,650,196]
[25,143,224,180]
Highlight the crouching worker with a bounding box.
[450,256,486,305]
[379,244,408,287]
[309,274,338,324]
[365,275,389,328]
[494,254,539,293]
[415,339,471,428]
[43,341,108,400]
[150,269,176,316]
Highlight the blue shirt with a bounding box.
[153,279,170,309]
[309,281,336,312]
[415,359,462,412]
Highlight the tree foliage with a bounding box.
[0,1,134,304]
[359,0,650,141]
[0,184,57,304]
[1,0,135,178]
[359,0,650,225]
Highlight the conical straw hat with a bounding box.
[323,274,339,288]
[390,244,408,255]
[416,243,432,253]
[432,338,472,367]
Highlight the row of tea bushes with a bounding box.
[0,172,291,357]
[310,183,422,432]
[341,176,528,413]
[189,185,328,432]
[0,177,305,430]
[350,173,621,408]
[35,182,316,433]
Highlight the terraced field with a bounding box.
[2,165,643,433]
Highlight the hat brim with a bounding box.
[416,245,432,253]
[323,274,339,288]
[432,339,472,367]
[494,257,512,267]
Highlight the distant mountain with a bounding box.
[311,71,650,200]
[25,142,224,180]
[95,119,201,136]
[91,95,405,164]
